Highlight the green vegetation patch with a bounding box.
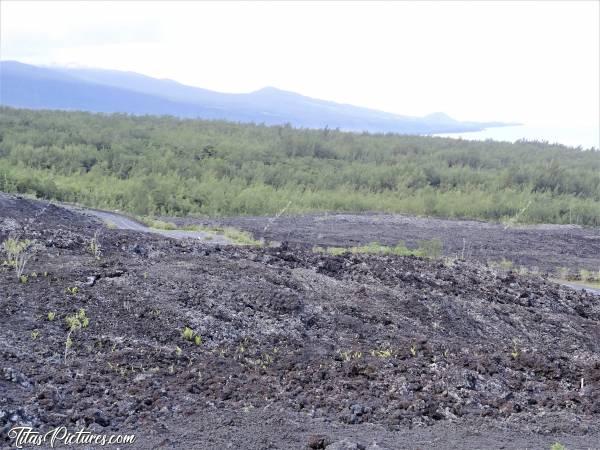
[1,107,598,225]
[139,216,262,246]
[314,239,442,259]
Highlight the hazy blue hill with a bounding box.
[0,61,258,121]
[0,61,512,133]
[51,66,239,106]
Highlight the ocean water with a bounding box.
[434,125,600,150]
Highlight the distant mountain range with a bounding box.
[0,61,514,134]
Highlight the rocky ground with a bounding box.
[1,193,600,449]
[175,213,600,276]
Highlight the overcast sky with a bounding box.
[1,1,598,127]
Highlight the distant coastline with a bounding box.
[433,124,600,149]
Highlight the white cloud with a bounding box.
[1,0,598,126]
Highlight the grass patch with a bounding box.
[313,239,442,258]
[139,217,178,230]
[488,258,515,273]
[201,225,263,246]
[225,229,262,246]
[138,216,262,246]
[552,266,600,288]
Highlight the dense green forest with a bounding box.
[0,107,599,225]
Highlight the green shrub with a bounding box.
[2,234,34,280]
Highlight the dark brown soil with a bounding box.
[2,194,600,449]
[178,213,600,275]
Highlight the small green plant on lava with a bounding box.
[64,309,90,362]
[182,326,202,346]
[88,230,102,260]
[511,340,521,359]
[2,233,34,281]
[370,348,393,358]
[339,350,363,361]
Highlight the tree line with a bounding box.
[0,107,598,225]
